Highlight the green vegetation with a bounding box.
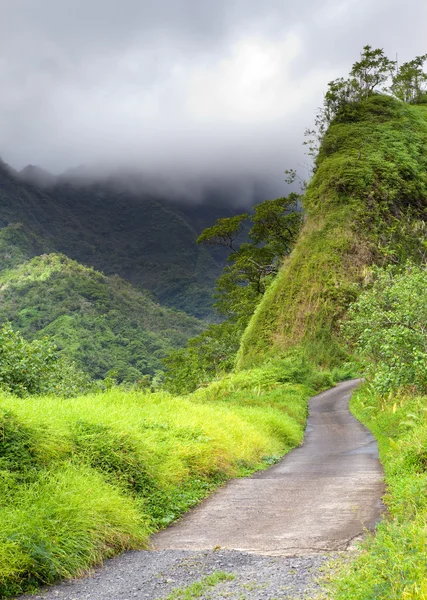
[165,194,302,392]
[198,194,302,322]
[0,322,88,397]
[343,263,427,394]
[0,223,50,271]
[238,95,427,369]
[324,262,427,598]
[328,385,427,599]
[164,319,241,394]
[0,252,203,383]
[307,46,427,150]
[0,163,235,318]
[0,356,323,597]
[163,572,235,600]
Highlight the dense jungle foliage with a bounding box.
[0,250,203,383]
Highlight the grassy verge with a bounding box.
[0,356,333,597]
[326,385,427,599]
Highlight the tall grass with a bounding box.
[0,357,320,597]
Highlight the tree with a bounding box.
[250,193,302,256]
[196,214,249,251]
[198,194,302,322]
[391,55,427,103]
[312,46,399,143]
[0,322,89,396]
[163,320,241,394]
[349,45,396,97]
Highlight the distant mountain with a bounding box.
[0,159,243,318]
[0,248,203,382]
[18,164,56,187]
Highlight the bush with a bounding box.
[0,322,89,397]
[164,320,243,394]
[343,263,427,394]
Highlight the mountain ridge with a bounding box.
[0,159,248,318]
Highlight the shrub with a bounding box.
[0,322,89,397]
[343,263,427,394]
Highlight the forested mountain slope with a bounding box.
[0,161,240,318]
[0,250,203,381]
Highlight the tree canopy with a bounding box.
[305,46,427,156]
[198,194,302,322]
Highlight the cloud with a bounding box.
[0,0,426,200]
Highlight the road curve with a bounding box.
[23,380,385,600]
[153,379,385,555]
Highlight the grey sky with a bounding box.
[1,0,426,197]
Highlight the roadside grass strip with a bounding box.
[327,385,427,599]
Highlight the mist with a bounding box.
[1,0,426,202]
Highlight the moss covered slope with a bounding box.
[238,96,427,368]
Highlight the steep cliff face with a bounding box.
[238,96,427,368]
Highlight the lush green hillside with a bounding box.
[238,96,427,368]
[235,92,427,597]
[0,251,203,382]
[0,161,240,318]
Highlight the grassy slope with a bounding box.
[0,252,203,382]
[0,357,323,597]
[235,98,427,598]
[238,97,427,369]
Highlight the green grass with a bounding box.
[326,385,427,599]
[0,357,322,597]
[163,571,235,599]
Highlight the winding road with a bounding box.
[25,379,385,599]
[154,378,384,555]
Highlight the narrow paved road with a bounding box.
[25,380,385,600]
[154,379,384,555]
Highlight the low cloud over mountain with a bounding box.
[1,0,426,199]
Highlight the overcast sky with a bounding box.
[1,0,426,199]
